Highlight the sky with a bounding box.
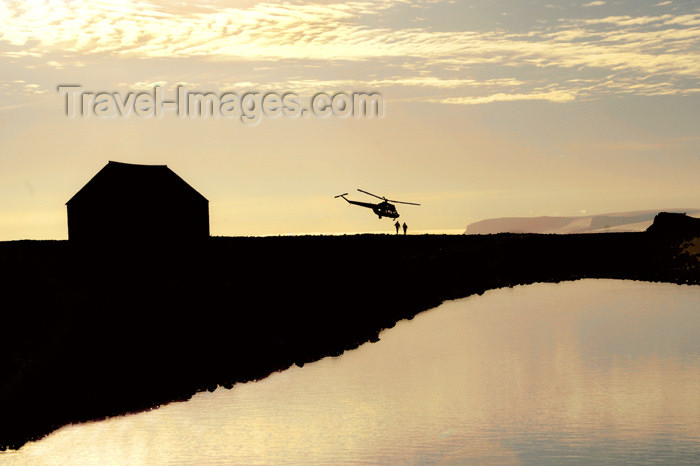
[0,0,699,239]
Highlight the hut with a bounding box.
[66,161,209,242]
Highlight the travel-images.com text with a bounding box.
[58,85,384,124]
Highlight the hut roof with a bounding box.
[66,161,208,206]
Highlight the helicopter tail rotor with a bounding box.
[334,193,349,198]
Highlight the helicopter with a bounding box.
[335,189,420,219]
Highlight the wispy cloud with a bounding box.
[0,79,47,96]
[1,0,698,105]
[437,89,578,105]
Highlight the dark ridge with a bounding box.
[646,212,700,237]
[1,231,699,451]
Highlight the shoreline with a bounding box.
[1,231,699,451]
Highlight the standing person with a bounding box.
[394,221,400,234]
[402,222,408,235]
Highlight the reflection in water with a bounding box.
[5,280,700,464]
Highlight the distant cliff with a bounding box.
[465,209,700,234]
[647,212,700,237]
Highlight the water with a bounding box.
[4,279,700,465]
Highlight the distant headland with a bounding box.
[466,209,700,234]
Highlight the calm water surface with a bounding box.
[4,279,700,465]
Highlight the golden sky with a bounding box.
[1,0,699,238]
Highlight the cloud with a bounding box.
[582,1,606,7]
[0,79,47,96]
[0,0,698,104]
[437,89,578,105]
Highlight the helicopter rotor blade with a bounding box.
[388,200,421,206]
[357,189,386,200]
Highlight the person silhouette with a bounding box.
[394,221,400,234]
[402,222,407,235]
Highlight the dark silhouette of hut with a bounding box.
[66,161,209,242]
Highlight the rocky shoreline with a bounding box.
[1,226,699,451]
